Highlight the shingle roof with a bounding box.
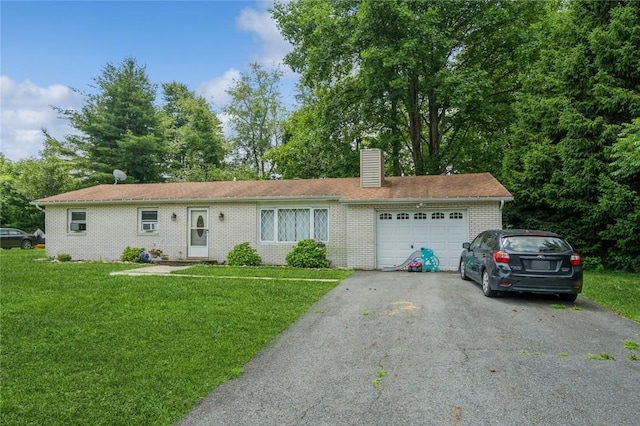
[33,173,512,205]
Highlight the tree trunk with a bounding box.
[390,98,402,176]
[407,74,423,175]
[428,95,441,174]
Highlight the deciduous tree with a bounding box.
[272,0,543,175]
[224,63,286,177]
[161,82,228,181]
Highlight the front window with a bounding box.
[69,210,87,232]
[139,209,158,232]
[260,208,329,242]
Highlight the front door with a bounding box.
[188,208,209,258]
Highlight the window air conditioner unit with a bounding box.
[70,223,86,231]
[142,223,156,232]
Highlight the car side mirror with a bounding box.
[462,242,470,249]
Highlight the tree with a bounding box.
[224,62,286,177]
[14,131,81,201]
[272,0,544,175]
[265,90,360,179]
[0,155,42,231]
[502,0,640,271]
[160,82,228,181]
[59,57,167,184]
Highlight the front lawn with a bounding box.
[2,250,637,425]
[0,250,352,426]
[583,271,640,322]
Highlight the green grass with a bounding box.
[583,271,640,322]
[586,353,615,360]
[1,250,352,425]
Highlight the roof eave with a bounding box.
[340,196,514,205]
[32,195,341,206]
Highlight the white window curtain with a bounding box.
[261,208,328,242]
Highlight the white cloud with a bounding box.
[195,68,242,111]
[236,4,296,77]
[0,76,84,161]
[195,69,242,138]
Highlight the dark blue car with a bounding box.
[0,228,36,250]
[459,229,583,301]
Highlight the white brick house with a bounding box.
[33,149,512,270]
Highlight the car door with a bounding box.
[8,229,21,248]
[466,233,487,280]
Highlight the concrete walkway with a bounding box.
[110,265,191,276]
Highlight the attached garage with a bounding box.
[376,209,468,271]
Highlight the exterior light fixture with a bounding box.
[171,213,177,221]
[219,212,224,221]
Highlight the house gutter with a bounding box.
[340,196,514,205]
[32,195,341,206]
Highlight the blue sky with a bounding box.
[1,0,296,161]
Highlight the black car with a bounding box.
[459,229,583,301]
[0,228,36,249]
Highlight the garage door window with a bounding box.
[397,213,410,220]
[450,212,463,219]
[414,212,428,220]
[432,212,445,219]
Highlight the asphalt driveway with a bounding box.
[177,271,640,426]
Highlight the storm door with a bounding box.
[188,208,209,258]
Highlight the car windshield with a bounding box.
[502,236,571,253]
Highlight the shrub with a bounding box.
[57,253,72,262]
[121,246,146,263]
[286,239,329,268]
[227,242,262,266]
[582,256,604,271]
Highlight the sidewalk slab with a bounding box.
[110,265,191,276]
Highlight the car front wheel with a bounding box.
[21,239,33,249]
[482,270,497,298]
[459,260,469,281]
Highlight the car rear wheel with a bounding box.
[559,293,578,302]
[21,239,33,249]
[459,260,469,281]
[482,270,497,298]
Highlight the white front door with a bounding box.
[188,208,209,258]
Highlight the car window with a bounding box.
[481,234,498,250]
[503,236,571,253]
[469,233,484,250]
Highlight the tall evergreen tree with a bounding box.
[60,57,166,183]
[503,0,640,270]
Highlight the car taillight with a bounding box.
[570,253,581,266]
[493,250,510,263]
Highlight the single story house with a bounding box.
[33,149,513,270]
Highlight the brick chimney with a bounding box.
[360,148,384,188]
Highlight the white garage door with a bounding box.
[376,210,468,271]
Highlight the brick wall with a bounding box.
[43,199,504,267]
